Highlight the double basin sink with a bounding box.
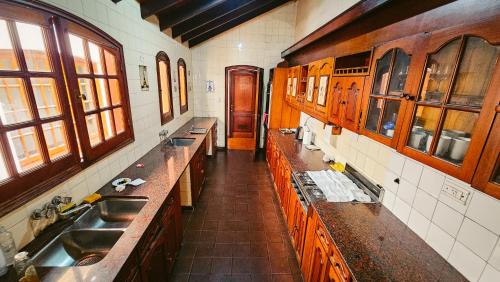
[32,197,148,267]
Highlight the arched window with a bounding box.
[156,52,173,124]
[177,58,188,114]
[0,1,133,215]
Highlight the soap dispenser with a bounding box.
[0,226,17,266]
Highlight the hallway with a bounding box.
[172,151,303,282]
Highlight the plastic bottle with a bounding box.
[0,226,16,265]
[0,248,7,276]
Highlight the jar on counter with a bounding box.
[0,226,16,265]
[13,252,39,282]
[0,248,7,276]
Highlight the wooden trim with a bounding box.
[156,51,174,125]
[177,58,188,115]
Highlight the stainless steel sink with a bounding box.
[32,229,124,267]
[73,197,148,229]
[167,137,195,146]
[189,127,207,134]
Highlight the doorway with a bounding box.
[225,65,264,150]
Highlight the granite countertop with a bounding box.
[22,118,216,282]
[269,129,467,282]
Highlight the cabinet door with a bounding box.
[328,77,344,125]
[304,62,319,111]
[340,76,365,132]
[140,228,169,282]
[397,24,500,182]
[287,190,298,237]
[472,113,500,199]
[307,235,328,282]
[314,58,335,119]
[285,68,293,104]
[164,211,178,273]
[325,258,342,282]
[295,204,307,264]
[361,36,420,147]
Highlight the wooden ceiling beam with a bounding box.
[140,0,182,19]
[158,0,227,30]
[188,0,289,47]
[171,0,263,38]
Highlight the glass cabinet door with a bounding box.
[362,48,411,146]
[403,35,499,181]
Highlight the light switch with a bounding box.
[441,182,470,205]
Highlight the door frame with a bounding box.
[225,65,264,150]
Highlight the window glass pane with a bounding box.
[0,20,19,71]
[372,51,392,95]
[108,79,121,105]
[0,151,9,181]
[78,78,96,112]
[31,77,61,118]
[380,100,400,137]
[7,126,43,172]
[0,77,32,124]
[491,157,500,185]
[16,22,51,72]
[179,64,187,106]
[450,37,500,107]
[365,97,382,132]
[419,39,460,103]
[433,110,478,164]
[104,50,117,75]
[159,60,171,114]
[42,120,69,160]
[68,34,89,74]
[113,108,125,134]
[85,114,101,147]
[408,106,441,152]
[388,49,410,96]
[88,42,103,75]
[95,78,110,108]
[100,110,114,140]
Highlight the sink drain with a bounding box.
[74,254,104,266]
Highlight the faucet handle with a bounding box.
[51,196,62,205]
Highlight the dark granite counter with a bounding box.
[269,129,466,282]
[21,118,216,282]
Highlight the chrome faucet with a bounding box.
[159,129,169,144]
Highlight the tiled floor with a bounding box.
[171,150,303,282]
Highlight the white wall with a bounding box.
[302,113,500,281]
[294,0,359,41]
[191,2,297,147]
[0,0,194,248]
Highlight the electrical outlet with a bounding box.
[441,182,470,205]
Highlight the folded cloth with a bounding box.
[306,170,371,202]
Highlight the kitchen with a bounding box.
[0,0,499,281]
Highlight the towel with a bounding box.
[306,170,372,202]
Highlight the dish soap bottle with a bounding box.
[0,226,16,266]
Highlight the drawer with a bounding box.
[329,248,351,282]
[315,221,330,250]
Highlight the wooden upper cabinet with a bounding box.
[304,62,319,111]
[302,58,334,122]
[328,77,344,125]
[397,22,500,182]
[340,76,365,132]
[472,113,500,200]
[289,65,306,110]
[285,67,293,104]
[360,36,421,147]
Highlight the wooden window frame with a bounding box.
[0,0,134,217]
[177,58,188,115]
[156,51,174,125]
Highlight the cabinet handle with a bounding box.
[495,104,500,113]
[400,93,415,101]
[335,261,348,281]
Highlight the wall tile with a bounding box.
[393,197,411,224]
[466,192,500,235]
[426,223,455,259]
[457,218,498,260]
[408,209,430,239]
[397,179,417,205]
[412,189,438,220]
[377,145,405,175]
[432,202,464,237]
[448,241,487,281]
[489,240,500,270]
[418,167,445,198]
[382,190,396,211]
[480,264,500,282]
[401,159,423,185]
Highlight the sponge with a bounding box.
[83,193,102,204]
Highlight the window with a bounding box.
[156,52,173,124]
[0,1,133,215]
[177,58,188,114]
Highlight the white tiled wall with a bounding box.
[191,2,297,147]
[301,113,500,282]
[0,0,194,248]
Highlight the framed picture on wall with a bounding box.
[292,77,297,97]
[286,77,291,96]
[139,65,149,91]
[317,75,329,106]
[306,76,315,102]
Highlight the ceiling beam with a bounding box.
[171,0,262,38]
[180,0,271,42]
[140,0,180,19]
[158,0,227,31]
[188,0,289,47]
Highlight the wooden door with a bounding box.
[314,58,335,119]
[227,66,262,150]
[307,235,328,282]
[328,77,344,125]
[341,76,365,132]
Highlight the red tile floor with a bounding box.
[171,150,303,282]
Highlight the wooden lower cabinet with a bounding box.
[308,235,329,281]
[190,139,207,205]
